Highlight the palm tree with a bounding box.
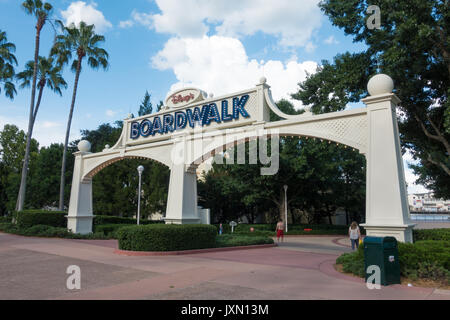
[0,30,17,99]
[51,21,109,210]
[16,56,67,129]
[16,0,54,211]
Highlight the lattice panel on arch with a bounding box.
[298,115,368,149]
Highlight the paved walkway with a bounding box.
[0,232,449,300]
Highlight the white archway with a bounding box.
[67,75,414,242]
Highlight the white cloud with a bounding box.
[324,35,339,45]
[152,36,318,109]
[41,121,62,129]
[126,0,322,47]
[61,1,112,33]
[105,109,117,117]
[0,115,75,147]
[119,20,134,29]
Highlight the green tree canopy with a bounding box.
[294,0,449,197]
[0,30,17,99]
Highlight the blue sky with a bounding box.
[0,0,426,193]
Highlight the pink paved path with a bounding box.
[0,232,449,300]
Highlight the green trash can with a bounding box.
[364,236,401,286]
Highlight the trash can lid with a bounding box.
[364,236,397,245]
[363,236,384,244]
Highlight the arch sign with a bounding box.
[67,74,415,243]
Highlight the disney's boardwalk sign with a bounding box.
[130,91,251,139]
[67,75,415,244]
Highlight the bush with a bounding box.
[0,216,11,223]
[398,240,450,272]
[15,210,67,229]
[94,224,133,237]
[336,246,365,277]
[233,223,353,236]
[117,224,217,252]
[216,234,274,248]
[22,225,71,238]
[93,215,164,226]
[336,240,450,284]
[413,229,450,241]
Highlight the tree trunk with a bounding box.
[59,58,82,210]
[16,21,43,212]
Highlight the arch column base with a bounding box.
[361,224,415,243]
[164,217,201,225]
[165,164,200,225]
[67,151,94,235]
[67,215,95,235]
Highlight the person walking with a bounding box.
[276,220,285,242]
[349,221,361,250]
[218,223,223,235]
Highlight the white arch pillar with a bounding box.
[67,151,94,235]
[360,87,414,242]
[164,163,200,224]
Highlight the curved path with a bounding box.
[0,232,448,300]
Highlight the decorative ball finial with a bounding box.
[209,92,214,99]
[367,74,394,96]
[78,140,91,153]
[259,77,267,84]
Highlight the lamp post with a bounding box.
[283,185,288,233]
[137,165,144,225]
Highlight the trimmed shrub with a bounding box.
[413,229,450,241]
[117,224,217,251]
[398,240,450,272]
[336,240,450,284]
[216,234,274,248]
[22,225,71,238]
[93,215,164,226]
[234,223,353,235]
[336,246,365,277]
[15,210,67,229]
[94,224,133,237]
[0,216,11,223]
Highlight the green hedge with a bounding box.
[233,223,353,235]
[93,215,164,226]
[216,234,274,248]
[0,222,110,239]
[413,229,450,241]
[94,224,134,237]
[15,210,67,229]
[0,216,11,223]
[336,240,450,284]
[117,224,217,251]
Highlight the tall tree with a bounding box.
[51,21,109,210]
[16,56,67,128]
[0,125,39,213]
[295,0,450,197]
[138,91,152,116]
[0,30,17,99]
[16,0,54,211]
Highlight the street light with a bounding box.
[137,165,144,225]
[283,185,288,233]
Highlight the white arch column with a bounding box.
[164,163,200,224]
[67,149,94,235]
[360,77,414,242]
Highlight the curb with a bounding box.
[114,243,277,256]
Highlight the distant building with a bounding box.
[408,192,450,212]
